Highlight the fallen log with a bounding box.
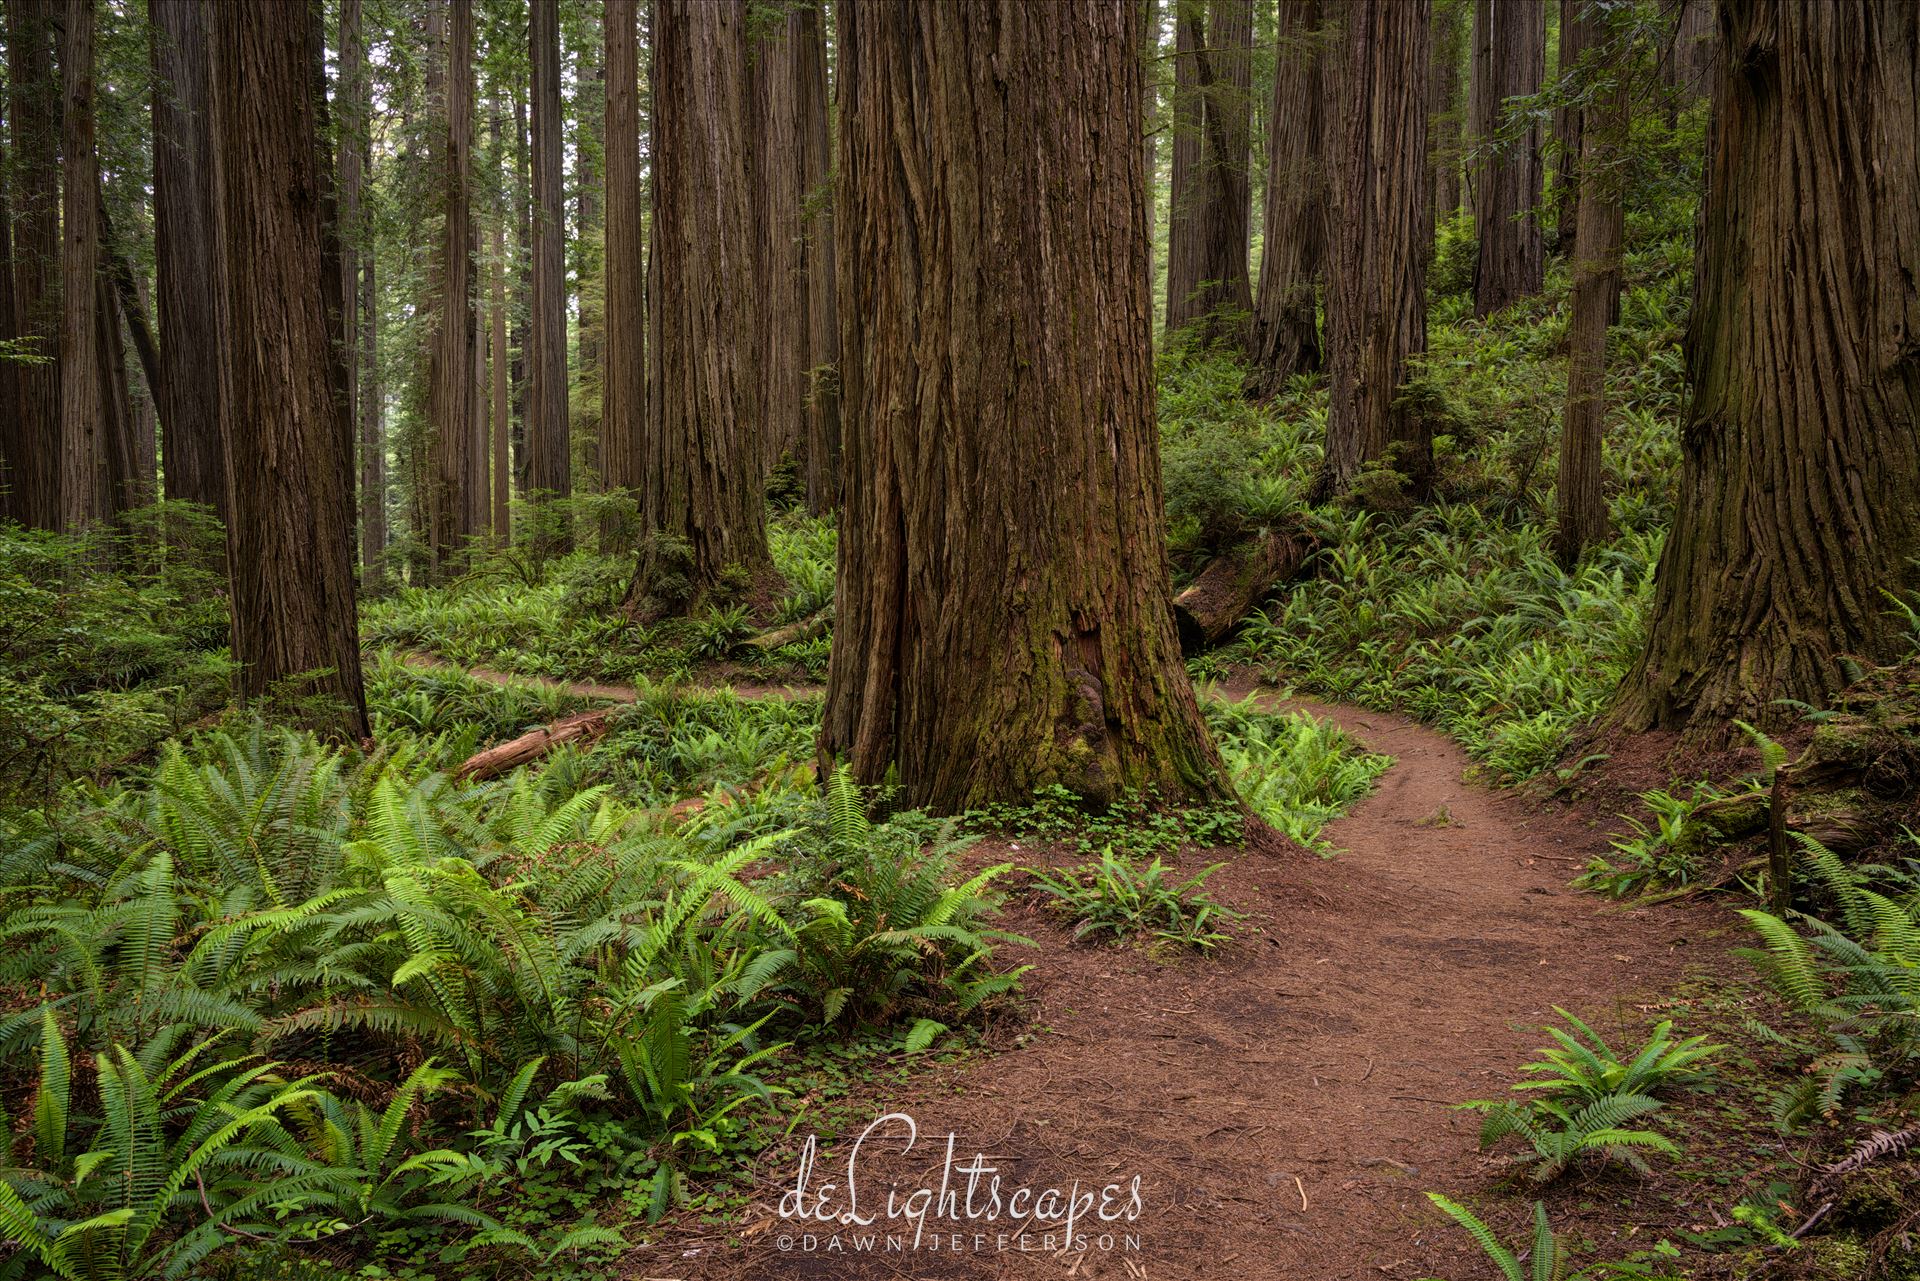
[1172,528,1314,652]
[744,609,830,653]
[454,709,614,783]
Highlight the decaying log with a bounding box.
[1172,528,1314,652]
[745,609,830,652]
[454,709,613,782]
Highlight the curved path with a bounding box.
[638,686,1728,1281]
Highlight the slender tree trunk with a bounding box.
[510,70,530,500]
[340,0,364,557]
[1164,0,1202,335]
[58,0,106,533]
[0,87,17,522]
[1466,0,1492,220]
[825,0,1229,813]
[796,0,838,515]
[1617,0,1920,735]
[151,0,226,521]
[490,106,511,547]
[93,212,142,515]
[359,196,385,580]
[1553,7,1623,569]
[1320,0,1433,502]
[426,0,476,576]
[1550,0,1588,253]
[1250,0,1324,393]
[574,31,605,515]
[751,12,804,481]
[627,0,768,613]
[6,0,60,530]
[603,0,644,542]
[1429,0,1466,228]
[1142,0,1160,314]
[527,0,572,553]
[211,0,369,739]
[1667,0,1716,106]
[1166,0,1254,341]
[1472,0,1545,317]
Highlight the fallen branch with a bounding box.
[1172,528,1314,652]
[745,608,831,653]
[454,709,613,782]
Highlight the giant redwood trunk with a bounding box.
[58,0,106,532]
[1429,0,1466,229]
[1471,0,1545,317]
[1164,1,1202,335]
[1164,0,1254,342]
[1617,0,1920,735]
[601,0,643,540]
[339,0,365,551]
[1249,0,1324,394]
[1320,0,1433,501]
[1552,4,1623,570]
[152,0,227,522]
[824,0,1229,813]
[212,0,369,739]
[526,0,572,553]
[795,1,839,514]
[426,0,477,577]
[627,0,769,614]
[6,0,60,530]
[750,13,805,479]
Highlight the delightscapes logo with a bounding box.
[775,1112,1147,1256]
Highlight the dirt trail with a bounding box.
[644,685,1729,1281]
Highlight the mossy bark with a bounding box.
[823,0,1230,814]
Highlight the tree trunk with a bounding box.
[490,105,512,547]
[1616,0,1920,736]
[510,69,530,500]
[796,0,839,514]
[602,0,644,542]
[1552,7,1623,570]
[1550,0,1588,253]
[426,0,477,577]
[1471,0,1545,317]
[340,0,364,558]
[1667,0,1716,106]
[1466,0,1492,220]
[1166,0,1254,342]
[1320,0,1433,502]
[1250,0,1324,394]
[211,0,369,739]
[6,0,60,531]
[359,191,384,581]
[1164,0,1202,336]
[1429,0,1466,228]
[1173,527,1316,651]
[627,0,769,615]
[0,70,18,523]
[751,12,805,480]
[1142,0,1160,311]
[527,0,571,554]
[151,0,226,522]
[824,0,1229,813]
[58,0,106,533]
[574,31,605,524]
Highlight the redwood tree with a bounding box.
[59,0,105,531]
[823,0,1228,813]
[426,0,478,576]
[1249,0,1324,393]
[1320,0,1433,500]
[5,0,60,530]
[628,0,769,613]
[527,0,571,552]
[1550,0,1589,252]
[1164,0,1253,341]
[1553,2,1623,569]
[1617,0,1920,733]
[1429,0,1467,228]
[211,0,368,738]
[1472,0,1545,317]
[795,0,839,514]
[601,0,643,541]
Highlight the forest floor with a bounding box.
[525,676,1752,1281]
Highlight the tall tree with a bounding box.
[1429,0,1467,227]
[0,84,16,516]
[1164,0,1202,332]
[1471,0,1545,317]
[1550,0,1589,252]
[1165,0,1254,340]
[824,0,1228,813]
[1250,0,1324,393]
[59,0,106,531]
[5,0,60,530]
[573,22,605,519]
[1320,0,1433,501]
[211,0,369,738]
[426,0,478,576]
[1617,0,1920,734]
[602,0,644,539]
[1552,3,1624,569]
[359,158,385,579]
[1666,0,1716,105]
[1141,0,1160,296]
[751,12,804,478]
[527,0,571,552]
[1466,0,1491,219]
[490,105,511,546]
[340,0,366,557]
[151,0,227,520]
[795,0,838,514]
[627,0,768,613]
